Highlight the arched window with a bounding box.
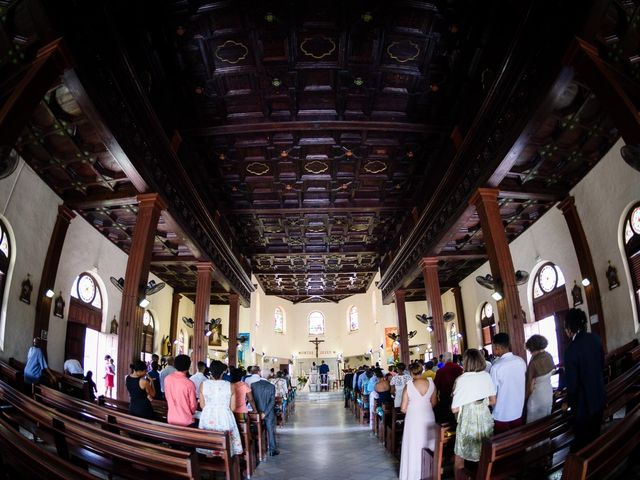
[142,310,155,357]
[479,302,496,352]
[309,311,325,335]
[69,272,103,331]
[274,307,285,333]
[449,322,460,354]
[349,305,359,331]
[623,202,640,321]
[528,262,568,364]
[0,219,11,320]
[178,329,185,355]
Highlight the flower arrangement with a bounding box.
[297,375,308,388]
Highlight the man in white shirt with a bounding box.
[63,358,84,379]
[490,333,526,433]
[189,361,208,399]
[159,356,177,395]
[245,365,263,386]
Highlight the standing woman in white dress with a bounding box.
[525,334,556,423]
[198,360,243,457]
[399,362,437,480]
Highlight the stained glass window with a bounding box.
[142,311,154,353]
[533,262,565,298]
[309,311,325,335]
[479,302,495,347]
[0,226,8,258]
[274,307,284,333]
[349,306,359,331]
[623,203,640,323]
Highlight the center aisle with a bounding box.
[252,391,399,480]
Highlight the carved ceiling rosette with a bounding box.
[300,35,336,60]
[363,160,387,174]
[304,160,329,174]
[214,40,249,64]
[246,162,269,176]
[386,40,421,63]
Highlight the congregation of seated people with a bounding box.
[342,307,631,480]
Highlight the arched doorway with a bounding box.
[66,272,103,368]
[526,262,569,366]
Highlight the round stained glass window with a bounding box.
[483,303,493,318]
[539,264,557,293]
[77,274,96,303]
[143,310,152,326]
[631,207,640,235]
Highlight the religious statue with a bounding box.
[110,315,118,335]
[53,291,65,318]
[571,281,583,307]
[160,335,171,356]
[19,274,33,304]
[606,261,620,290]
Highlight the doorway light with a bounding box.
[581,278,591,287]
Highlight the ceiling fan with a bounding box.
[109,277,165,295]
[475,270,530,289]
[182,316,194,328]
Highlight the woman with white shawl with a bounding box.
[451,349,497,480]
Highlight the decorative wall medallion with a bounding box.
[53,291,65,319]
[215,40,249,64]
[19,274,33,304]
[571,281,583,307]
[300,36,336,59]
[386,40,420,63]
[246,162,269,175]
[363,160,387,173]
[304,160,329,174]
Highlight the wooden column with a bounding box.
[558,196,607,350]
[470,188,526,359]
[228,293,240,367]
[116,194,167,400]
[421,258,447,357]
[193,262,214,373]
[169,292,181,355]
[393,290,410,365]
[452,286,468,352]
[34,205,76,354]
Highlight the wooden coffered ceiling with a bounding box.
[3,0,631,305]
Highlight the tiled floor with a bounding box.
[251,391,399,480]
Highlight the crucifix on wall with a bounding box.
[309,337,324,360]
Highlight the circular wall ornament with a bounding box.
[246,162,269,175]
[77,274,96,304]
[300,36,336,60]
[215,40,249,64]
[386,40,420,63]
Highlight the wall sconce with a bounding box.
[45,289,55,298]
[491,290,503,301]
[139,297,150,308]
[581,278,591,287]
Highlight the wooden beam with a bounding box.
[186,120,446,137]
[437,250,487,260]
[62,70,149,193]
[64,187,138,210]
[254,271,378,276]
[498,187,564,203]
[223,206,407,215]
[150,255,199,264]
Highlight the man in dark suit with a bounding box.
[562,308,606,452]
[251,377,279,455]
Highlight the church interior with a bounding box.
[1,0,640,478]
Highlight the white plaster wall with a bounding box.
[458,138,640,352]
[0,160,60,360]
[571,139,640,349]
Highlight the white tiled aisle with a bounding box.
[252,391,399,480]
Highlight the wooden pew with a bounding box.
[0,417,96,480]
[97,393,168,420]
[235,412,257,478]
[57,372,93,401]
[561,402,640,479]
[386,407,405,458]
[422,422,455,480]
[0,380,199,479]
[36,384,240,480]
[249,411,268,462]
[0,359,23,388]
[604,338,639,381]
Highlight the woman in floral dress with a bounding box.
[451,349,496,480]
[197,360,243,457]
